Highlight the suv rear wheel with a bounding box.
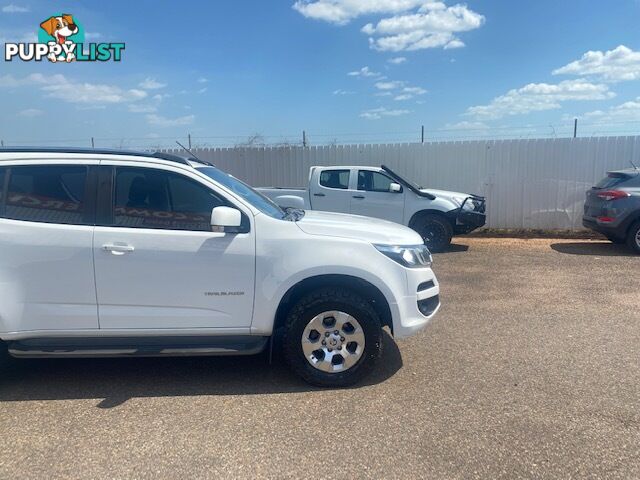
[627,220,640,254]
[282,287,382,387]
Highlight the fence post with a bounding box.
[91,137,95,148]
[421,125,425,143]
[303,130,307,147]
[1,140,4,147]
[188,133,192,149]
[573,118,578,138]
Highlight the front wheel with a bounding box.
[626,221,640,254]
[282,287,382,387]
[415,214,453,252]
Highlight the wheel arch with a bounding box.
[273,274,393,335]
[408,209,454,230]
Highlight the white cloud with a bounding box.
[347,66,380,77]
[375,91,393,96]
[360,106,410,119]
[146,114,195,127]
[465,80,615,120]
[2,4,29,13]
[403,86,426,94]
[388,56,407,64]
[394,86,426,100]
[292,0,425,25]
[362,2,484,52]
[18,108,43,117]
[197,87,207,94]
[375,80,406,90]
[582,96,640,123]
[553,45,640,83]
[333,89,355,95]
[443,120,489,130]
[139,78,167,90]
[0,73,149,106]
[197,77,208,83]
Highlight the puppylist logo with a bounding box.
[4,13,125,62]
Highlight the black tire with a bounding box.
[0,342,9,370]
[414,214,453,252]
[626,221,640,254]
[282,287,382,387]
[605,235,626,245]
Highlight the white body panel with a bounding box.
[0,152,440,343]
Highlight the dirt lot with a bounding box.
[0,238,638,479]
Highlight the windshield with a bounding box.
[197,166,285,219]
[382,165,423,190]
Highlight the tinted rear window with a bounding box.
[320,169,350,189]
[4,165,89,225]
[595,173,632,189]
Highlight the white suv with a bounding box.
[0,148,440,386]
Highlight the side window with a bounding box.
[113,167,226,231]
[357,170,394,192]
[319,169,350,190]
[4,165,89,225]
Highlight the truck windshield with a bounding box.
[197,166,286,219]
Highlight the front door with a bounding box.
[93,165,255,330]
[350,169,405,224]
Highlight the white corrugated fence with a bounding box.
[163,136,640,230]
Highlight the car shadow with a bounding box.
[433,243,469,254]
[550,241,636,257]
[0,331,402,408]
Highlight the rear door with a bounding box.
[93,163,256,330]
[309,168,353,214]
[0,162,99,332]
[350,169,405,223]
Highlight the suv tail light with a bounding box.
[596,190,630,201]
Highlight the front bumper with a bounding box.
[453,196,487,234]
[392,268,440,339]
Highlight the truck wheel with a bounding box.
[415,214,453,252]
[282,287,382,387]
[626,221,640,254]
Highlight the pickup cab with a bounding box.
[0,148,441,387]
[257,165,486,251]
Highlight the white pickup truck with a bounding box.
[258,165,486,251]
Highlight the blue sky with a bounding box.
[0,0,639,147]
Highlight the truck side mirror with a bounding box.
[389,182,402,193]
[211,206,242,232]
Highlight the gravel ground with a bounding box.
[0,238,638,479]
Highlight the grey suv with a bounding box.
[583,168,640,253]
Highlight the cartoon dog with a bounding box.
[39,14,78,62]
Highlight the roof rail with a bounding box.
[0,147,192,166]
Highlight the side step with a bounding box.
[7,335,269,358]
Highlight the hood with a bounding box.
[296,210,422,245]
[420,188,470,206]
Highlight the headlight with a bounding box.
[462,199,476,211]
[374,244,432,268]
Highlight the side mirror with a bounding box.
[211,206,242,232]
[389,182,402,193]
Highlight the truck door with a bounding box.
[309,168,354,214]
[350,169,405,224]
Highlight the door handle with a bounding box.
[352,195,365,199]
[313,193,326,197]
[102,243,135,255]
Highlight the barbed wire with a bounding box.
[1,120,638,149]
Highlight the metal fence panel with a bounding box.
[161,136,640,230]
